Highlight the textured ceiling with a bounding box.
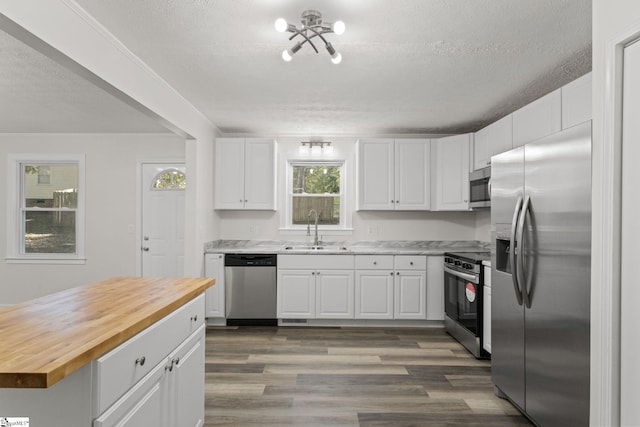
[0,29,169,133]
[1,0,592,136]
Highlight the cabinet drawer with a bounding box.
[93,294,205,414]
[278,254,355,270]
[394,255,426,270]
[355,255,394,270]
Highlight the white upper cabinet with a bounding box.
[357,138,430,210]
[357,139,394,210]
[512,88,562,147]
[562,72,592,129]
[431,134,471,211]
[473,114,513,170]
[214,138,276,210]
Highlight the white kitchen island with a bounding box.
[0,276,213,426]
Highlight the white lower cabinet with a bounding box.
[393,256,427,319]
[94,325,205,427]
[277,269,317,318]
[94,295,206,427]
[394,270,426,319]
[315,270,355,319]
[204,253,225,318]
[277,255,355,319]
[354,255,427,320]
[355,270,395,319]
[483,265,492,354]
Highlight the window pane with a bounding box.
[23,164,78,208]
[152,169,186,190]
[292,165,340,195]
[24,211,76,253]
[292,196,340,225]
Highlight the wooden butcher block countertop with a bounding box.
[0,276,214,389]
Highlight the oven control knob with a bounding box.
[454,260,461,266]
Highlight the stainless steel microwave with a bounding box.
[469,166,491,208]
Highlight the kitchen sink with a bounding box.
[282,245,351,252]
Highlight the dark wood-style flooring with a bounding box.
[204,326,533,426]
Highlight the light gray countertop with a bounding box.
[204,240,490,256]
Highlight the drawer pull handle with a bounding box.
[190,315,198,322]
[410,262,414,265]
[166,357,180,372]
[135,356,146,366]
[373,261,377,265]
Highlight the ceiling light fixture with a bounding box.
[275,10,345,64]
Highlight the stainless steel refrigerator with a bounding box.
[491,121,591,426]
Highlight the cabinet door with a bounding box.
[490,114,514,158]
[426,256,444,321]
[512,89,562,147]
[315,270,355,319]
[357,139,395,210]
[473,126,491,171]
[561,72,592,129]
[483,286,492,354]
[395,139,431,210]
[394,271,427,319]
[355,270,394,319]
[214,138,245,209]
[171,327,206,427]
[204,254,225,318]
[93,360,169,427]
[432,134,470,211]
[277,270,315,318]
[244,139,276,210]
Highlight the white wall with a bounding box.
[216,137,481,242]
[0,133,184,305]
[592,1,640,425]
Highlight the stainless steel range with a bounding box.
[443,251,490,359]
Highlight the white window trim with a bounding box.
[279,159,353,234]
[6,154,86,264]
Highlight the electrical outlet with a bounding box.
[367,225,378,236]
[249,225,257,233]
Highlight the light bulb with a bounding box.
[332,20,345,35]
[282,49,293,62]
[331,52,342,65]
[275,18,288,33]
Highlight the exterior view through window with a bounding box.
[291,163,341,226]
[151,168,186,190]
[22,163,78,254]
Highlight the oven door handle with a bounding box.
[444,266,478,283]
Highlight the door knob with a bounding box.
[142,247,149,252]
[143,236,149,241]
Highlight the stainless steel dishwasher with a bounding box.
[224,253,277,326]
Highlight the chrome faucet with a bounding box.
[307,209,319,247]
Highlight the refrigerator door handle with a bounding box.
[517,194,532,308]
[510,196,524,306]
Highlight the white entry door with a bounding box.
[141,163,186,277]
